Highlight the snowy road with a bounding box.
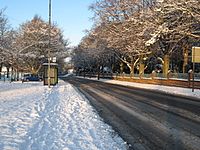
[0,81,126,150]
[66,76,200,150]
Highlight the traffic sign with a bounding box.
[192,47,200,63]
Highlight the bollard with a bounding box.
[167,70,172,80]
[122,72,125,78]
[151,70,156,79]
[188,69,193,87]
[4,72,6,82]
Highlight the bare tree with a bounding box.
[0,8,14,78]
[147,0,200,75]
[74,0,199,78]
[89,0,157,76]
[13,16,69,74]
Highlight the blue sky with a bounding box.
[0,0,94,46]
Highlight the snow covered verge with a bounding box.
[77,76,200,99]
[0,81,127,150]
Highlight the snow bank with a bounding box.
[104,80,200,99]
[0,81,127,150]
[77,76,200,99]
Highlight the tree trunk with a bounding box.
[139,63,145,78]
[16,69,19,81]
[83,66,86,78]
[129,58,139,78]
[6,67,10,78]
[120,62,124,74]
[182,47,188,73]
[0,63,2,79]
[11,67,14,82]
[139,59,144,79]
[163,55,170,78]
[111,54,115,73]
[97,65,100,80]
[101,65,104,78]
[130,64,134,78]
[139,56,145,78]
[31,67,38,75]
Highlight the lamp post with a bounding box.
[48,0,52,88]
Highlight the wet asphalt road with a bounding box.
[62,76,200,150]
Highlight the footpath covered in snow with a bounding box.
[0,81,126,150]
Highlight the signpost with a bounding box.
[191,47,200,92]
[48,0,52,88]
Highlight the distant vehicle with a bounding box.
[103,67,112,73]
[22,73,42,82]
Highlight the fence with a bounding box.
[113,72,200,80]
[0,72,7,82]
[76,72,113,79]
[0,71,23,82]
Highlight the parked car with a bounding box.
[22,74,42,82]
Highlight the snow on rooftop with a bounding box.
[0,81,127,150]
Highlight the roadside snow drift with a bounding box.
[0,81,126,150]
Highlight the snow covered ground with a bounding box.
[1,76,199,150]
[77,76,200,99]
[0,81,127,150]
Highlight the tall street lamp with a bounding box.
[48,0,52,88]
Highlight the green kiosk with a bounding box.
[43,63,58,86]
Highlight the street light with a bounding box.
[48,0,52,88]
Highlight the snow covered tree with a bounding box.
[0,9,8,66]
[158,0,200,39]
[14,16,69,74]
[89,0,157,76]
[73,29,113,78]
[0,8,14,78]
[147,0,200,75]
[76,0,200,77]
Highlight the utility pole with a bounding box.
[48,0,52,88]
[143,0,144,8]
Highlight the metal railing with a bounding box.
[0,71,23,82]
[113,73,200,80]
[75,70,200,82]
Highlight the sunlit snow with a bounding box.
[0,81,127,150]
[78,76,200,99]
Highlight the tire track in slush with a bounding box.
[66,77,200,150]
